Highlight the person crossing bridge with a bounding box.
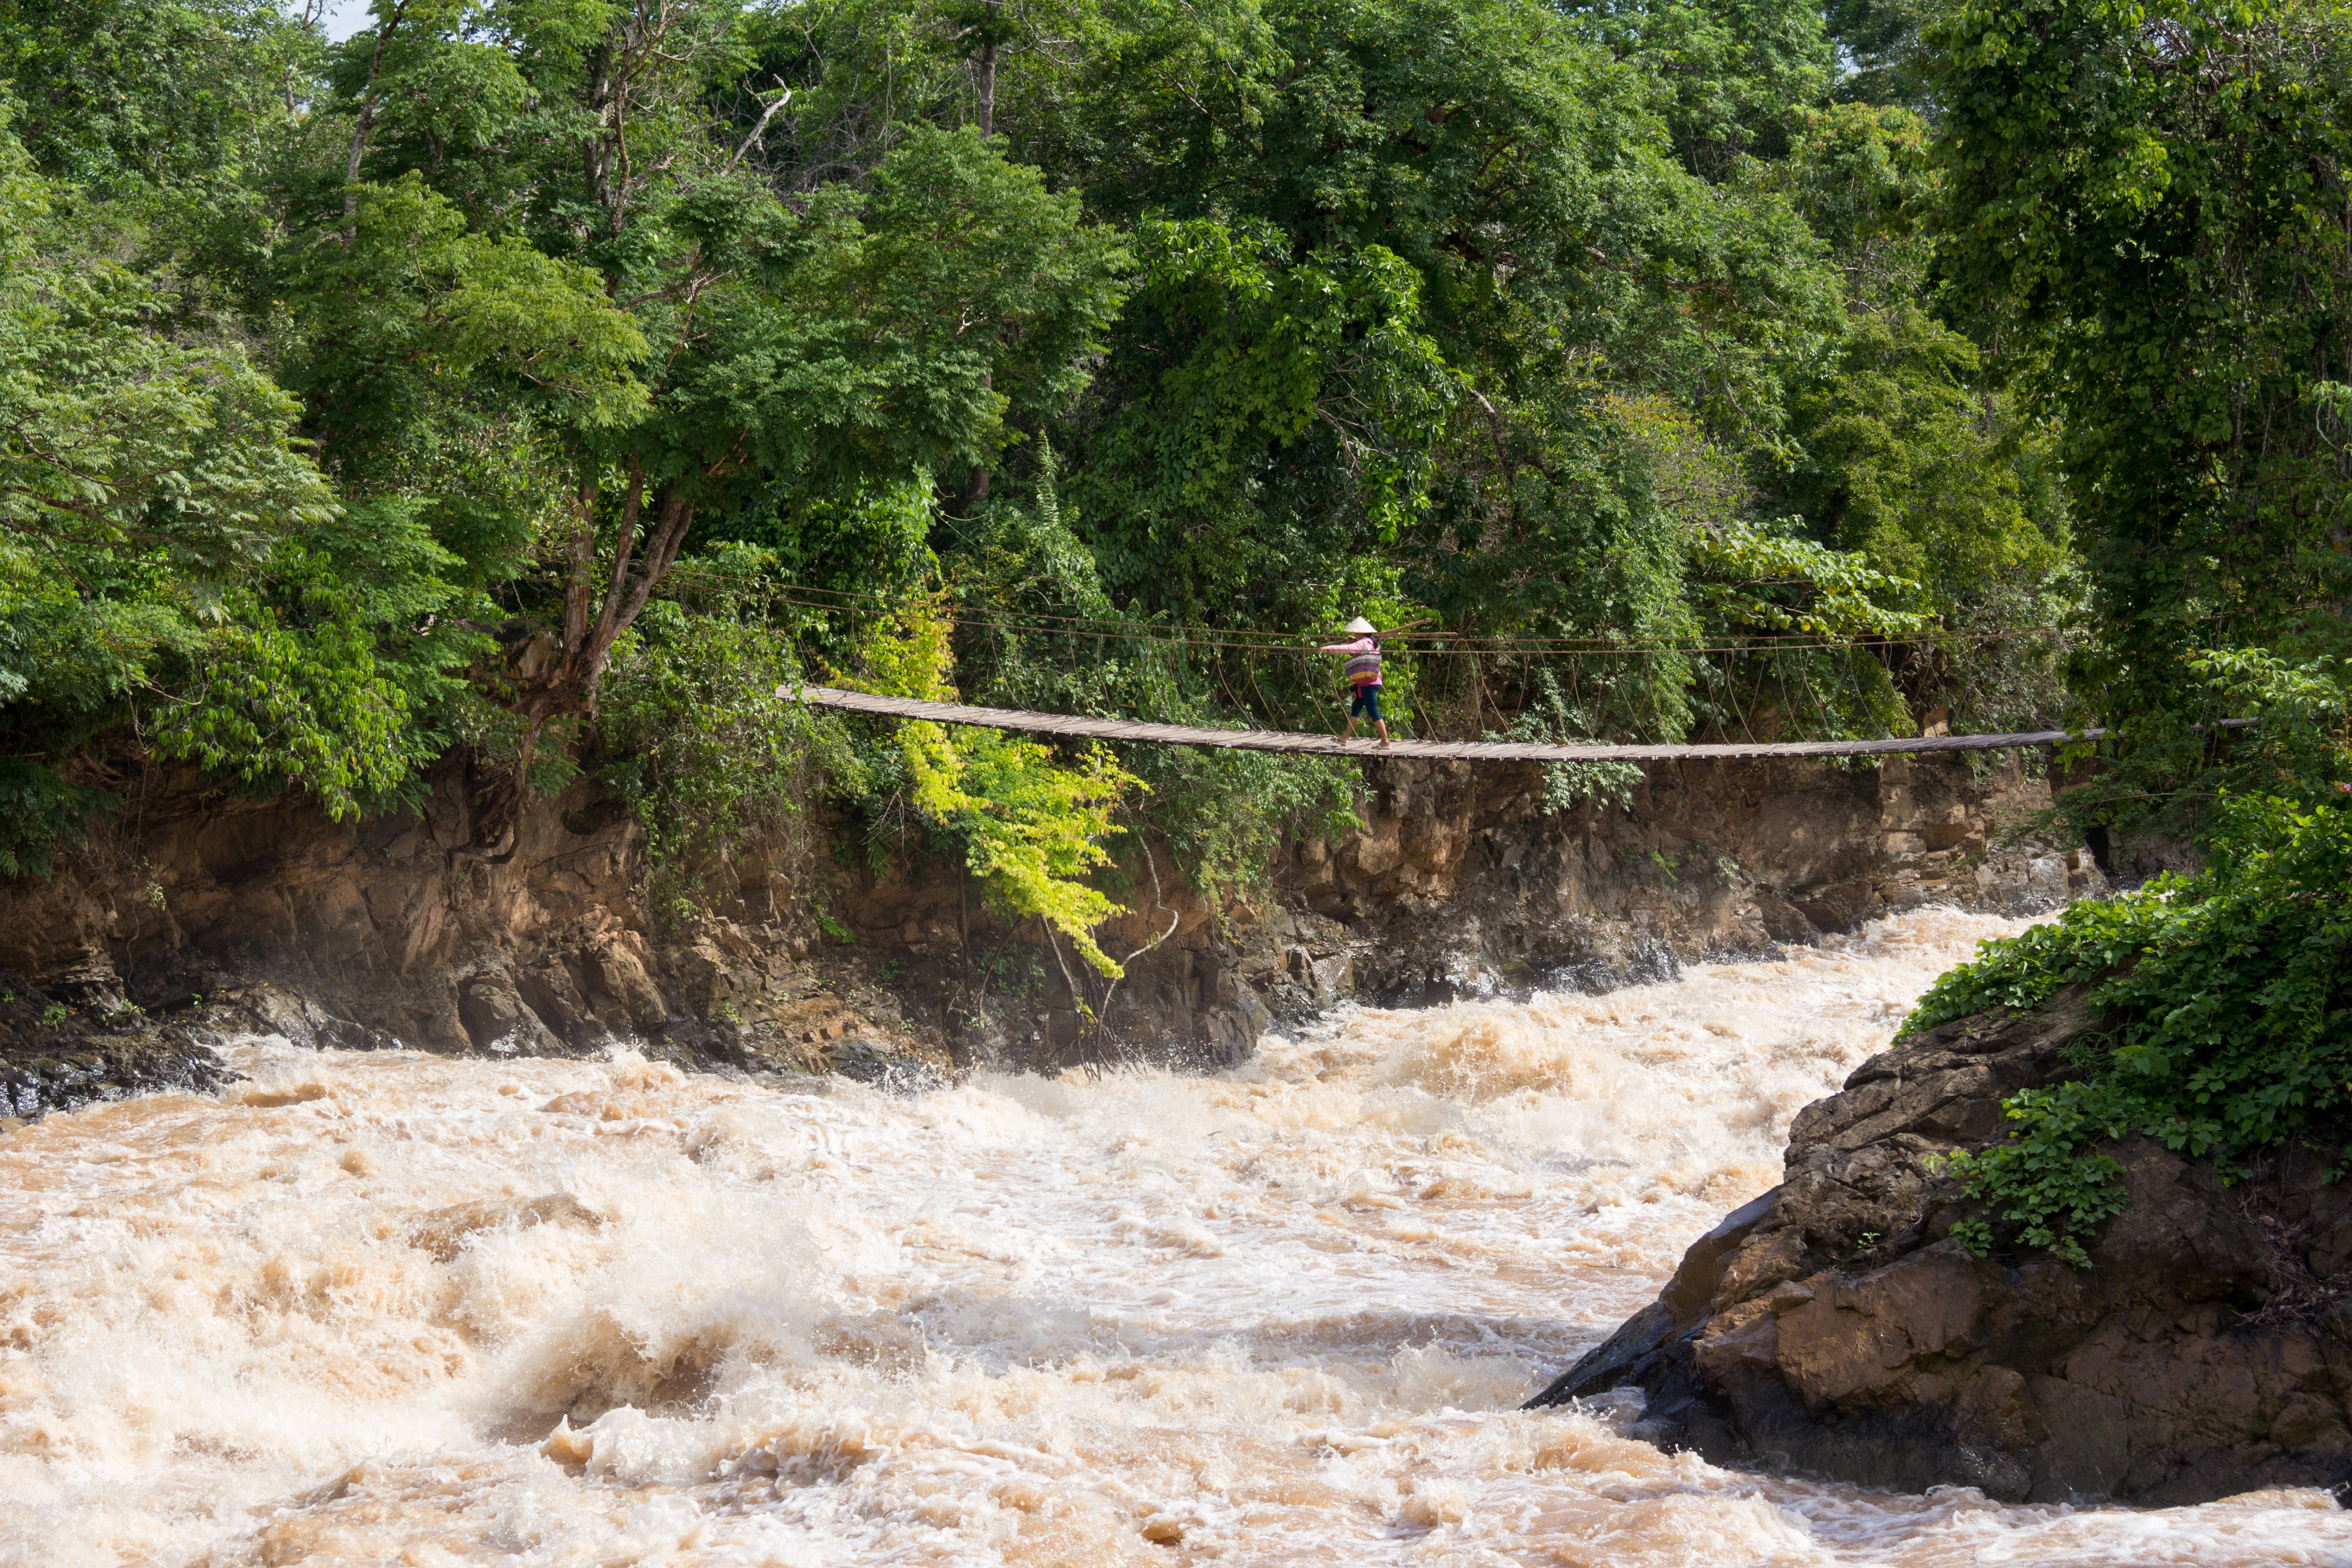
[1318,617,1391,748]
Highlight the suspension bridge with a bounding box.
[779,683,2106,762]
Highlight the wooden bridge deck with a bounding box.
[781,683,2103,762]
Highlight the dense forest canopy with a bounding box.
[1,0,2347,949]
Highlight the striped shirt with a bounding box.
[1319,636,1382,686]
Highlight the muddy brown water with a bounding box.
[3,909,2347,1565]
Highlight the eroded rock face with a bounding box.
[1291,751,2093,1009]
[1529,988,2352,1503]
[0,742,2097,1116]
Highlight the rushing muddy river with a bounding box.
[4,907,2348,1567]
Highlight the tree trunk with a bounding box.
[340,1,410,243]
[960,368,995,512]
[452,465,701,862]
[976,38,998,137]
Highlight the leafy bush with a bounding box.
[1937,1082,2135,1267]
[1900,887,2171,1036]
[599,592,842,872]
[1489,666,1646,812]
[844,602,1142,975]
[2046,646,2352,851]
[0,758,112,877]
[1907,795,2352,1265]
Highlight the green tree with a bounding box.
[1823,0,1936,109]
[1742,103,2074,734]
[0,0,314,189]
[0,113,464,857]
[1927,0,2352,727]
[1563,0,1836,177]
[302,0,1127,799]
[0,0,2108,888]
[1036,0,1857,739]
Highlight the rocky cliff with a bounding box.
[2,743,2092,1124]
[1271,748,2092,1007]
[1530,988,2352,1504]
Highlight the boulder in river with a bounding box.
[1532,985,2352,1504]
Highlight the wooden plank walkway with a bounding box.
[779,683,2106,762]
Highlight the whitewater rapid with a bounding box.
[3,907,2348,1567]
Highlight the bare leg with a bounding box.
[1341,716,1359,743]
[1376,720,1391,749]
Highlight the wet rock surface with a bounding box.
[0,975,276,1122]
[829,1037,948,1093]
[1530,986,2352,1504]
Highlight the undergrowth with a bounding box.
[1903,795,2352,1266]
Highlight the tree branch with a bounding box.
[1094,840,1179,1038]
[725,82,793,172]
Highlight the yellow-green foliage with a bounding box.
[853,604,1140,976]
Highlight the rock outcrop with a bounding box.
[1531,987,2352,1504]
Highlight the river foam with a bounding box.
[4,906,2347,1565]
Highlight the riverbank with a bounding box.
[2,745,2093,1124]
